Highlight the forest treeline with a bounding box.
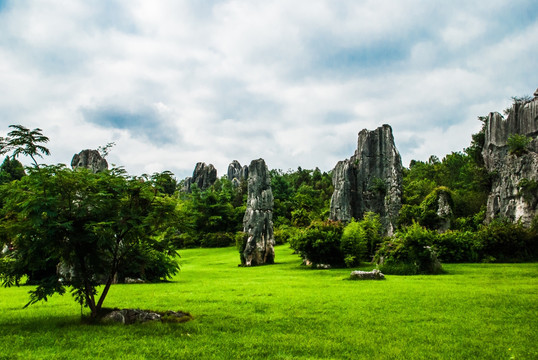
[170,121,537,272]
[1,121,537,281]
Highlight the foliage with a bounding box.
[418,186,454,229]
[507,134,532,156]
[340,212,383,267]
[0,156,25,184]
[401,144,490,229]
[291,214,382,268]
[508,135,532,158]
[292,220,344,267]
[518,178,538,207]
[200,232,236,248]
[375,222,444,275]
[97,142,116,158]
[270,167,333,227]
[0,125,50,168]
[0,165,180,317]
[474,220,538,262]
[178,178,245,248]
[431,230,481,263]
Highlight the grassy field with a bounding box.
[0,245,537,359]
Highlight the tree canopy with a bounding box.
[0,165,180,318]
[0,125,50,168]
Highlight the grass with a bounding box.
[0,245,537,359]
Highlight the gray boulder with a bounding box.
[349,269,385,280]
[241,159,275,266]
[329,125,403,235]
[482,94,538,226]
[183,162,217,192]
[71,149,108,173]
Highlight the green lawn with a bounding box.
[1,245,537,359]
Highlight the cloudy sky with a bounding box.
[0,0,536,179]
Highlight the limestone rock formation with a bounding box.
[330,124,403,235]
[482,92,538,226]
[183,162,217,192]
[435,190,453,233]
[227,160,249,187]
[71,149,108,173]
[241,159,275,266]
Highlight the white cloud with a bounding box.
[0,0,536,179]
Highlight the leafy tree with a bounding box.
[0,125,50,168]
[0,165,180,318]
[0,156,25,184]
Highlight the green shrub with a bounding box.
[273,225,300,245]
[117,247,179,282]
[294,220,344,267]
[507,134,532,156]
[200,232,235,248]
[419,187,454,229]
[340,212,383,267]
[340,219,367,267]
[375,222,444,275]
[432,230,480,263]
[475,220,538,262]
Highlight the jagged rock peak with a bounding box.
[482,93,538,226]
[330,124,403,236]
[241,158,275,266]
[183,162,217,192]
[227,160,249,186]
[71,149,108,173]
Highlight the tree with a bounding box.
[0,125,50,168]
[0,165,180,318]
[0,156,25,184]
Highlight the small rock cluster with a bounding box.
[102,309,192,325]
[349,269,385,280]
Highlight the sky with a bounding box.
[0,0,537,179]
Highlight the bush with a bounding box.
[375,222,444,275]
[474,220,537,262]
[117,246,179,283]
[200,232,235,248]
[341,213,383,267]
[340,219,367,267]
[274,225,300,245]
[294,220,344,267]
[432,230,480,263]
[507,134,532,156]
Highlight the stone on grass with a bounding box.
[350,269,385,280]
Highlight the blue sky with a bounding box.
[0,0,537,179]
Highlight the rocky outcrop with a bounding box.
[482,91,538,226]
[330,125,403,235]
[183,162,217,192]
[241,159,275,266]
[71,149,108,173]
[227,160,249,187]
[102,309,192,325]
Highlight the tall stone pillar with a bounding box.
[241,159,275,266]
